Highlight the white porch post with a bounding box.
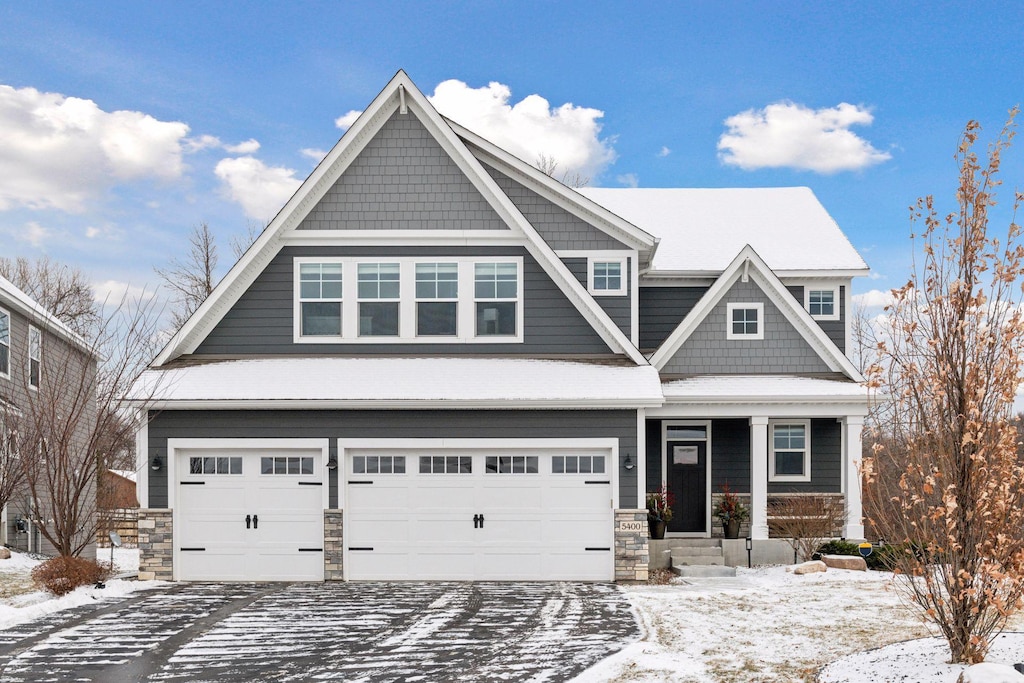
[843,415,865,539]
[750,416,770,539]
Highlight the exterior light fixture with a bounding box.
[326,456,338,470]
[151,456,162,471]
[745,536,753,569]
[623,452,635,470]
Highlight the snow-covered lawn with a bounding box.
[573,566,1024,683]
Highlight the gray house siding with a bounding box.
[786,285,846,353]
[479,160,629,251]
[563,257,631,338]
[298,111,507,231]
[194,245,615,356]
[644,417,839,494]
[661,279,832,375]
[638,287,709,352]
[147,409,639,508]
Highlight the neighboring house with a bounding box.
[0,275,98,559]
[131,71,869,582]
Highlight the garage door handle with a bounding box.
[478,514,485,528]
[246,514,251,529]
[253,514,258,529]
[473,514,480,528]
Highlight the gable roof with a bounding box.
[578,187,869,275]
[648,245,863,380]
[153,70,646,366]
[0,275,92,355]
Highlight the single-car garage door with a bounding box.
[175,445,326,581]
[344,447,614,581]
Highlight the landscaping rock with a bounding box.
[957,662,1024,682]
[0,547,10,559]
[822,554,867,571]
[793,560,827,575]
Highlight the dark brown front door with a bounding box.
[667,439,707,533]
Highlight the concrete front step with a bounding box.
[670,547,724,557]
[671,555,726,566]
[672,565,737,578]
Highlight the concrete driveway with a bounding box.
[0,582,638,682]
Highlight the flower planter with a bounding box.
[648,519,666,540]
[724,519,741,539]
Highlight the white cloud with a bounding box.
[91,279,156,305]
[300,147,328,162]
[657,146,671,157]
[19,221,51,247]
[183,134,222,152]
[853,289,896,309]
[85,224,121,240]
[717,101,891,173]
[427,79,617,181]
[214,156,302,220]
[224,138,260,154]
[616,173,639,188]
[335,110,362,131]
[0,84,190,212]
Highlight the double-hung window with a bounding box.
[299,263,343,336]
[805,285,840,321]
[588,258,626,296]
[0,308,9,378]
[28,326,40,389]
[475,262,518,336]
[769,421,811,482]
[415,263,458,336]
[358,263,400,337]
[726,303,764,340]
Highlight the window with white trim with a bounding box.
[28,326,40,389]
[804,285,840,321]
[769,421,811,482]
[190,456,243,475]
[485,455,538,474]
[0,308,9,378]
[726,303,764,340]
[420,455,472,474]
[358,263,400,337]
[588,258,626,296]
[261,456,314,475]
[353,455,406,474]
[552,454,605,474]
[415,263,458,336]
[474,262,518,336]
[299,262,343,336]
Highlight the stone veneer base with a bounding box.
[137,508,173,581]
[614,509,649,582]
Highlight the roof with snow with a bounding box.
[131,358,665,408]
[0,275,91,354]
[577,187,868,274]
[661,375,869,402]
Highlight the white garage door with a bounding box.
[175,447,325,581]
[344,448,614,581]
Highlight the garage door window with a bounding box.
[190,456,242,475]
[485,455,539,474]
[261,456,314,475]
[420,455,472,474]
[353,455,406,474]
[552,454,605,474]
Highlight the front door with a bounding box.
[666,438,707,533]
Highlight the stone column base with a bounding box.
[324,510,344,581]
[614,509,649,582]
[137,509,173,581]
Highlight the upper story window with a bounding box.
[358,263,400,337]
[474,262,518,336]
[293,257,523,344]
[0,308,9,379]
[588,258,627,296]
[415,263,458,336]
[726,303,764,340]
[299,263,343,336]
[804,285,840,321]
[28,326,41,389]
[769,421,811,482]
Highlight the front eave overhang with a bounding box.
[641,267,871,281]
[128,398,665,411]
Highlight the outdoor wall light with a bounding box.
[326,456,338,470]
[151,456,162,472]
[623,452,635,470]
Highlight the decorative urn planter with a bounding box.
[649,519,666,540]
[724,519,741,539]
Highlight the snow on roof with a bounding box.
[131,358,664,408]
[577,187,868,273]
[0,275,90,352]
[661,375,868,402]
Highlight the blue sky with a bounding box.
[1,2,1021,308]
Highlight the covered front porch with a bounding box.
[640,375,869,543]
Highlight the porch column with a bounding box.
[843,416,866,539]
[750,416,770,539]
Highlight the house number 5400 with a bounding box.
[618,521,645,532]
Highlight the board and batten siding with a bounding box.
[644,418,841,494]
[194,246,615,356]
[786,285,846,353]
[562,257,631,338]
[660,279,832,375]
[297,111,507,232]
[147,409,639,508]
[638,287,709,353]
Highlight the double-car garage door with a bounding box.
[174,442,615,582]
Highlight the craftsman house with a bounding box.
[131,71,869,582]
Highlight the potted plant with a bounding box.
[646,486,674,540]
[713,484,749,539]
